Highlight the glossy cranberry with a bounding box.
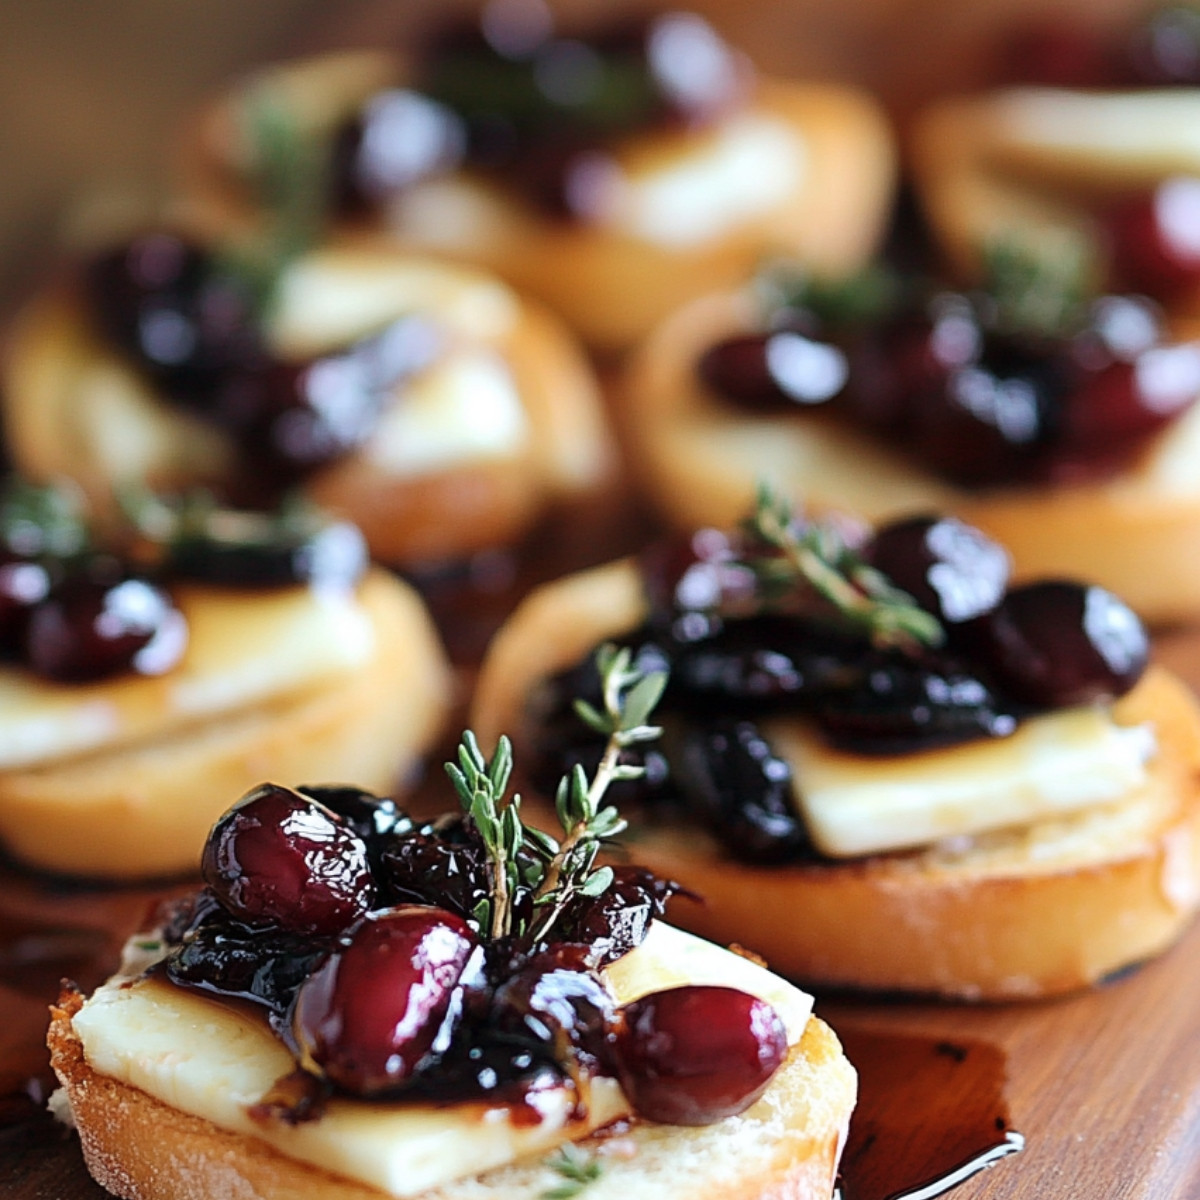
[490,949,616,1071]
[666,617,861,712]
[615,985,787,1125]
[557,866,676,967]
[299,785,411,845]
[1127,4,1200,85]
[0,555,52,656]
[202,784,375,936]
[1109,178,1200,299]
[23,569,187,682]
[865,516,1010,626]
[815,653,1019,754]
[378,818,492,921]
[676,720,809,864]
[698,329,848,411]
[292,906,482,1095]
[245,315,441,479]
[639,530,756,634]
[977,581,1149,707]
[644,11,743,125]
[164,911,329,1027]
[331,89,466,214]
[166,518,368,590]
[85,231,258,392]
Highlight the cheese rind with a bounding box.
[769,706,1156,858]
[71,923,812,1197]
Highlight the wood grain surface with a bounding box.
[3,627,1200,1198]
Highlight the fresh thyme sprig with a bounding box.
[981,235,1097,339]
[753,259,901,329]
[446,646,666,946]
[445,731,523,941]
[0,478,90,560]
[737,483,943,652]
[539,1144,604,1200]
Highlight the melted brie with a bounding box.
[0,583,373,771]
[767,706,1156,858]
[70,923,812,1197]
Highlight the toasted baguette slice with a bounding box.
[0,570,451,879]
[179,50,895,352]
[619,288,1200,624]
[48,984,854,1200]
[2,247,614,568]
[470,558,1200,999]
[910,86,1200,316]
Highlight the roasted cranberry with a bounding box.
[639,530,756,637]
[997,20,1116,87]
[23,568,188,682]
[330,88,466,215]
[1108,178,1200,299]
[977,581,1149,708]
[202,784,375,936]
[1127,4,1200,85]
[166,517,368,590]
[675,720,809,864]
[666,617,860,712]
[698,328,848,412]
[0,555,52,656]
[865,516,1010,627]
[164,912,328,1030]
[85,231,259,395]
[299,785,411,845]
[245,315,441,480]
[490,947,616,1072]
[815,653,1019,754]
[615,985,787,1125]
[292,906,482,1095]
[557,865,676,967]
[378,817,492,921]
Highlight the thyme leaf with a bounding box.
[735,483,943,653]
[539,1144,603,1200]
[446,646,666,946]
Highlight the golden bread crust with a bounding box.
[48,988,855,1200]
[620,289,1200,624]
[178,52,896,352]
[470,559,1200,998]
[0,570,451,879]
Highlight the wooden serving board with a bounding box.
[4,628,1200,1199]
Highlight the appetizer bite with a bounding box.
[2,229,613,570]
[619,255,1200,622]
[913,2,1200,320]
[179,1,895,352]
[472,490,1200,998]
[0,483,450,878]
[48,655,856,1200]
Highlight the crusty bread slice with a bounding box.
[909,87,1200,310]
[48,985,855,1200]
[619,288,1200,624]
[470,559,1200,998]
[0,570,451,879]
[1,247,614,568]
[178,49,896,352]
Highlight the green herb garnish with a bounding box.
[980,234,1097,339]
[0,479,89,560]
[753,260,901,329]
[446,645,666,945]
[539,1144,604,1200]
[734,483,943,652]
